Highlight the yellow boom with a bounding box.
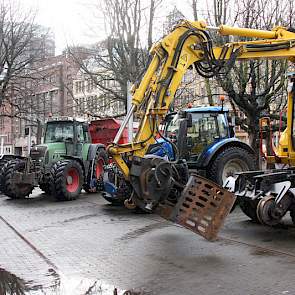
[109,20,295,178]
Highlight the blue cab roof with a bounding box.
[184,106,229,113]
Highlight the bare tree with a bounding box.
[0,1,42,106]
[202,0,294,155]
[148,0,163,49]
[69,0,163,118]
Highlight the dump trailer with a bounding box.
[89,118,129,146]
[0,117,108,200]
[103,20,295,240]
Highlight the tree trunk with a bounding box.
[205,78,214,105]
[36,120,42,145]
[148,0,155,49]
[248,115,260,162]
[192,0,198,21]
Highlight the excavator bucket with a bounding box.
[157,174,236,241]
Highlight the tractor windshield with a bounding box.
[165,112,228,156]
[44,122,74,143]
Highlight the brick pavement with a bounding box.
[0,188,295,294]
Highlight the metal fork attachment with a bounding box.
[157,174,236,241]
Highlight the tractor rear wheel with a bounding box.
[51,160,83,201]
[207,146,256,214]
[2,160,33,199]
[84,148,108,193]
[207,146,256,185]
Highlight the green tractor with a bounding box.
[0,117,108,200]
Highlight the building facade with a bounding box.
[0,53,80,155]
[72,64,125,120]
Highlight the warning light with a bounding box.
[220,95,225,102]
[48,112,52,118]
[187,102,193,108]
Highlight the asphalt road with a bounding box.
[0,188,295,295]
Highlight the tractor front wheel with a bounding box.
[51,160,83,201]
[2,160,33,199]
[0,157,14,192]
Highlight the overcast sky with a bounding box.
[25,0,196,54]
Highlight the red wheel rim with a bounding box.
[66,168,79,193]
[95,158,104,178]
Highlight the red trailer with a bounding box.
[89,118,129,146]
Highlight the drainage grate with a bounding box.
[158,174,236,241]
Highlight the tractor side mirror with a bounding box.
[178,111,193,128]
[228,116,235,137]
[187,136,193,148]
[83,124,88,132]
[186,113,192,128]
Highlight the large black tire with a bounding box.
[39,170,53,195]
[290,209,295,225]
[207,146,256,185]
[2,160,33,199]
[207,146,256,214]
[84,148,108,193]
[0,158,13,192]
[50,160,83,201]
[239,198,260,223]
[39,180,51,195]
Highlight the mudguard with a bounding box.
[147,138,175,160]
[196,138,255,168]
[87,144,106,161]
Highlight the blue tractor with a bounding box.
[103,106,256,204]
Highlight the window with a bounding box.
[76,124,85,142]
[165,112,229,158]
[44,122,74,143]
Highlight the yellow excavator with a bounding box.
[106,20,295,240]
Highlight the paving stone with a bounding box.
[0,189,295,294]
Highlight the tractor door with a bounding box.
[74,123,86,157]
[186,112,228,163]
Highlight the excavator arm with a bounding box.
[109,20,295,175]
[107,20,295,239]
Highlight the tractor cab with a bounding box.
[153,105,255,186]
[44,117,91,158]
[1,116,108,200]
[29,117,91,172]
[164,106,231,164]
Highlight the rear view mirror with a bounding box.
[187,136,193,148]
[186,113,192,128]
[83,124,88,132]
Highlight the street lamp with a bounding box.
[0,62,8,155]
